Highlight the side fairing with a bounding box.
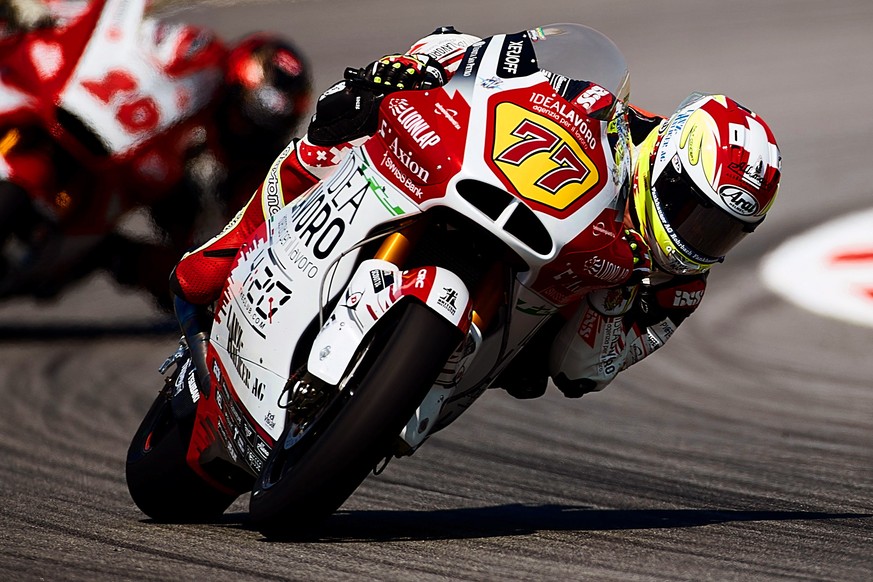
[210,150,420,440]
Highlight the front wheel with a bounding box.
[126,376,238,522]
[249,300,463,538]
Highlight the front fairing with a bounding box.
[367,25,632,269]
[210,149,420,441]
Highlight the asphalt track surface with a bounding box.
[1,1,871,580]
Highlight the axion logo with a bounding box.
[718,185,759,216]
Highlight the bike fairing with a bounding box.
[170,26,642,480]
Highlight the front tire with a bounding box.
[249,300,462,538]
[126,379,238,522]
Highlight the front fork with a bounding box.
[374,224,507,454]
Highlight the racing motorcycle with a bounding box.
[0,0,226,300]
[126,23,634,538]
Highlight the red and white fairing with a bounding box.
[201,25,633,467]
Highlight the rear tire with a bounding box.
[249,300,462,538]
[126,380,238,522]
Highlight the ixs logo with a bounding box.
[673,289,704,307]
[489,102,600,211]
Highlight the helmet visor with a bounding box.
[651,161,755,262]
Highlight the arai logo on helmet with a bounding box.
[718,185,759,216]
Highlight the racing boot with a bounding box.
[171,289,214,396]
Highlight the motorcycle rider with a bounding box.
[169,26,781,400]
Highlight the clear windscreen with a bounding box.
[529,23,630,102]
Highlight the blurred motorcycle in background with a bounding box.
[0,0,311,308]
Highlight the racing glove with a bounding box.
[306,78,383,146]
[307,53,446,146]
[358,53,447,92]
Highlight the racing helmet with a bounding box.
[633,93,781,275]
[223,33,313,152]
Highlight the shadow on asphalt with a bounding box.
[211,505,870,542]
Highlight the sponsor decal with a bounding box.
[729,160,765,189]
[360,159,407,213]
[435,102,461,129]
[174,359,190,393]
[527,27,547,42]
[501,40,525,75]
[220,317,266,406]
[573,84,614,116]
[577,305,601,348]
[673,289,704,307]
[651,320,675,344]
[284,238,320,279]
[658,110,692,163]
[515,298,554,316]
[246,449,263,473]
[388,136,430,181]
[601,287,628,314]
[583,256,630,284]
[243,263,292,326]
[256,438,271,459]
[497,33,537,78]
[529,93,598,150]
[718,185,759,216]
[386,98,441,149]
[345,290,363,308]
[592,221,616,238]
[288,156,367,260]
[186,369,200,403]
[490,102,600,211]
[437,288,459,316]
[462,41,485,77]
[378,149,425,199]
[370,269,395,293]
[211,354,275,470]
[263,143,294,216]
[542,70,570,94]
[217,420,237,461]
[479,76,503,90]
[264,411,276,430]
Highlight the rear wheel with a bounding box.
[126,374,238,522]
[249,300,462,538]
